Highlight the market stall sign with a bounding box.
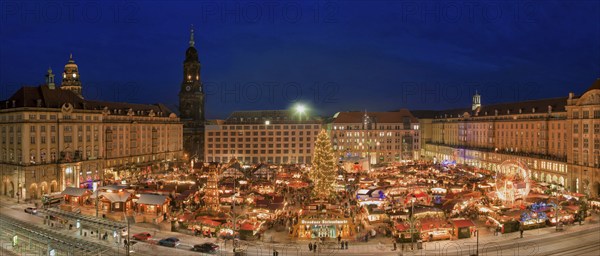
[301,219,348,225]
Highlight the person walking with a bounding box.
[393,240,397,251]
[337,234,341,244]
[313,243,317,253]
[309,242,313,251]
[345,241,348,250]
[520,227,524,238]
[341,240,344,249]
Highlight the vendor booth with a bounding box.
[450,219,476,239]
[295,212,354,239]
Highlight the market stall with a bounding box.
[295,212,354,239]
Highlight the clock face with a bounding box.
[186,86,191,91]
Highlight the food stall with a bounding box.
[450,219,476,239]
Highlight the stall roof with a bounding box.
[62,187,89,197]
[94,191,131,202]
[451,219,476,228]
[137,194,168,205]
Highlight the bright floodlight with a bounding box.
[295,104,306,114]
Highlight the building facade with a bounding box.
[0,56,183,201]
[329,110,421,165]
[417,79,600,197]
[204,110,322,164]
[179,26,206,161]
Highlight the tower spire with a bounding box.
[189,24,195,47]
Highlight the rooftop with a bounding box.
[223,110,322,124]
[332,109,418,124]
[1,85,174,117]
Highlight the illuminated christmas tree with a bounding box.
[310,129,336,199]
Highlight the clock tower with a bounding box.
[179,25,206,160]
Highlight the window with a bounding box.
[584,124,589,134]
[573,124,579,133]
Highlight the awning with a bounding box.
[137,194,167,205]
[62,187,89,197]
[451,219,476,228]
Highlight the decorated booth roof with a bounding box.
[137,194,168,205]
[61,187,90,197]
[451,219,476,228]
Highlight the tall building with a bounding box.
[179,25,206,161]
[60,54,83,97]
[329,110,421,165]
[416,79,600,197]
[204,110,322,164]
[0,56,183,201]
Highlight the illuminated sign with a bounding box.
[300,219,348,225]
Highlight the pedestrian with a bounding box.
[345,241,348,250]
[341,240,344,249]
[520,227,524,238]
[309,242,313,251]
[313,243,317,253]
[393,240,397,251]
[337,234,341,243]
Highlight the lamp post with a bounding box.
[410,195,416,250]
[295,104,306,121]
[124,212,131,256]
[232,178,238,250]
[553,192,561,231]
[475,229,479,256]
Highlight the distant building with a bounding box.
[204,110,322,164]
[415,79,600,197]
[329,110,421,165]
[0,55,183,201]
[179,25,206,161]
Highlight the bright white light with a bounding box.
[265,120,270,125]
[295,104,306,114]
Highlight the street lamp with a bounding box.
[410,195,416,250]
[475,229,479,256]
[294,104,306,121]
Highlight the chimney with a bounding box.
[568,92,574,99]
[12,100,16,108]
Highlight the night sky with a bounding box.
[1,0,599,119]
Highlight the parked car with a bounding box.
[132,232,152,241]
[158,237,180,247]
[24,207,37,214]
[192,242,219,253]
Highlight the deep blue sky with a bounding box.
[1,0,599,119]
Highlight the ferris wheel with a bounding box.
[495,160,531,206]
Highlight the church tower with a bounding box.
[46,67,56,89]
[60,54,83,97]
[472,90,481,111]
[179,25,206,160]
